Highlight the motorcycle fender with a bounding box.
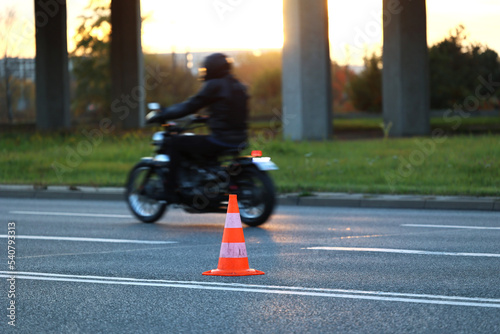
[252,157,279,171]
[137,157,168,179]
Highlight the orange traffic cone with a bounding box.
[203,194,265,277]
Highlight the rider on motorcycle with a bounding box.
[146,53,249,202]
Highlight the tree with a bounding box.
[0,8,17,123]
[236,53,359,117]
[233,51,282,86]
[250,68,281,117]
[71,1,200,124]
[331,62,357,112]
[429,25,500,109]
[143,53,200,107]
[71,1,111,120]
[336,26,500,113]
[233,51,282,118]
[347,53,382,113]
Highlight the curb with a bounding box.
[0,185,123,201]
[279,193,500,212]
[1,185,499,212]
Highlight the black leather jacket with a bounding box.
[157,75,249,146]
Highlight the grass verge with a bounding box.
[1,129,499,196]
[257,135,499,196]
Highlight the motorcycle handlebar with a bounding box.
[146,102,208,128]
[146,113,207,135]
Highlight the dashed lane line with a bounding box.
[306,247,500,258]
[402,224,500,230]
[0,235,177,244]
[10,211,132,219]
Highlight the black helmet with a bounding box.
[199,53,232,81]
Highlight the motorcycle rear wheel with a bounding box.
[125,162,167,223]
[234,167,276,227]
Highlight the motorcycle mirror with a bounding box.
[147,102,161,111]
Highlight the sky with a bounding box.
[2,0,500,66]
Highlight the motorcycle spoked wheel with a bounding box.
[125,162,167,223]
[233,167,276,227]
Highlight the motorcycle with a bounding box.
[125,103,279,226]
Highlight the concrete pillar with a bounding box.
[35,0,71,130]
[110,0,144,129]
[282,0,332,141]
[382,0,430,137]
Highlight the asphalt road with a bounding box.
[1,198,499,333]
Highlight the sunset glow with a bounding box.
[140,0,284,53]
[3,0,500,66]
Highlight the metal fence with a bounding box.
[0,57,36,124]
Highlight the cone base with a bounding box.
[202,268,265,277]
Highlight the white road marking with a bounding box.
[306,247,500,258]
[0,235,176,244]
[402,224,500,230]
[10,211,132,219]
[1,271,499,308]
[17,247,173,260]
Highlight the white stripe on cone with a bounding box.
[225,213,242,228]
[219,242,248,258]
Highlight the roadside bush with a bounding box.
[347,53,382,113]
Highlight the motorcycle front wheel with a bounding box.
[233,167,276,227]
[125,162,167,223]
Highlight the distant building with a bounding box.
[171,49,276,76]
[0,58,36,81]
